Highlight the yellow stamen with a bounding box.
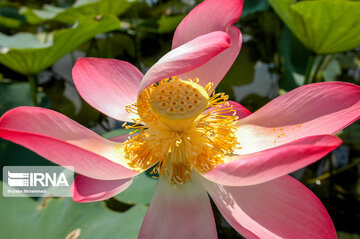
[123,76,239,185]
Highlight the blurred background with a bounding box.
[0,0,359,238]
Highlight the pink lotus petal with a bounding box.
[202,175,336,239]
[236,82,360,154]
[172,0,242,48]
[73,58,143,122]
[0,107,139,180]
[71,174,133,203]
[138,31,231,94]
[204,135,341,186]
[173,0,243,88]
[180,26,242,88]
[139,177,216,239]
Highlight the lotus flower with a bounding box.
[1,0,360,238]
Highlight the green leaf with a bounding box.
[21,0,136,24]
[268,0,360,54]
[157,14,185,34]
[0,82,47,115]
[115,173,157,205]
[20,4,63,24]
[0,15,120,75]
[0,5,25,28]
[242,0,269,18]
[0,188,147,239]
[0,14,22,28]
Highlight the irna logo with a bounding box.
[7,171,69,187]
[3,166,74,197]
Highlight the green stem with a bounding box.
[28,75,38,106]
[70,51,76,65]
[311,55,326,83]
[306,157,360,184]
[304,54,315,85]
[317,54,335,81]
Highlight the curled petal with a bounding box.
[236,82,360,154]
[180,26,242,88]
[73,58,143,122]
[71,174,133,203]
[204,135,341,186]
[173,0,243,88]
[202,175,336,239]
[139,176,216,239]
[138,31,231,94]
[0,107,139,180]
[172,0,243,48]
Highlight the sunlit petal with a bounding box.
[73,57,143,122]
[235,82,360,154]
[202,175,336,239]
[139,176,216,239]
[204,135,341,186]
[0,107,139,180]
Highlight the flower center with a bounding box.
[123,77,239,185]
[149,79,209,131]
